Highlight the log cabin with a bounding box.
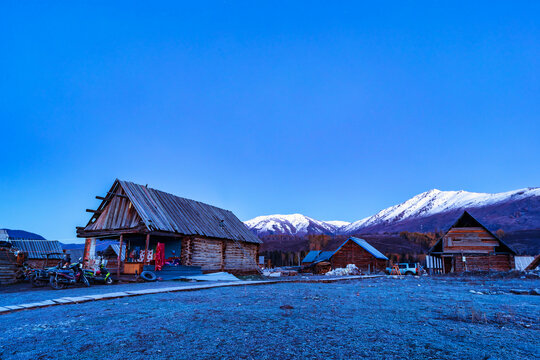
[301,237,388,274]
[77,180,262,276]
[428,211,516,273]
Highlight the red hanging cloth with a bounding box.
[155,242,165,271]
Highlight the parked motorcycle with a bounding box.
[29,253,64,287]
[84,263,114,285]
[49,259,90,290]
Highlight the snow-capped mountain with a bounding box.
[245,187,540,236]
[244,214,349,236]
[343,187,540,233]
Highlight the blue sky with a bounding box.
[1,2,539,242]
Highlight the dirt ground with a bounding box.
[0,276,538,359]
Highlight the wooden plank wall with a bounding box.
[443,227,499,254]
[87,188,141,231]
[331,241,387,272]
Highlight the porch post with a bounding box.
[144,233,150,266]
[117,234,123,277]
[83,238,96,268]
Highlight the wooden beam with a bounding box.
[117,234,123,278]
[143,234,150,266]
[107,192,128,199]
[86,209,102,214]
[96,196,107,201]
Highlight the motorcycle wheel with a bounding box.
[105,276,113,285]
[49,275,67,290]
[82,275,90,287]
[31,275,46,288]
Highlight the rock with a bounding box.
[530,288,540,295]
[510,289,529,295]
[279,305,294,310]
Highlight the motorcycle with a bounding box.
[84,263,114,285]
[49,259,90,290]
[29,253,64,287]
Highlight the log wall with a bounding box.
[183,237,259,272]
[453,254,514,272]
[331,240,387,272]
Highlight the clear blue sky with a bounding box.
[1,2,538,242]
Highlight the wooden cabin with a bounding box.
[0,230,63,268]
[428,211,516,273]
[77,180,262,275]
[301,237,388,274]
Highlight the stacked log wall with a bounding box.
[223,242,258,271]
[0,249,18,285]
[454,254,514,272]
[331,241,387,272]
[190,237,223,271]
[185,237,259,272]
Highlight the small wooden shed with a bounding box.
[301,237,388,273]
[77,180,262,275]
[428,211,516,273]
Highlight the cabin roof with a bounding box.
[302,237,388,264]
[302,250,321,263]
[336,237,389,260]
[7,239,63,259]
[80,179,262,244]
[428,211,516,254]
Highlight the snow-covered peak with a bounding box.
[324,220,351,227]
[244,214,342,236]
[343,187,540,233]
[245,187,540,236]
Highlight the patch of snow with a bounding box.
[325,264,361,276]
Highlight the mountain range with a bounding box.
[245,187,540,236]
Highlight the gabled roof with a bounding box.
[301,237,388,264]
[8,239,63,259]
[80,179,261,244]
[336,237,389,260]
[302,250,321,263]
[428,211,516,254]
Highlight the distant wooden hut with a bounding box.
[301,237,388,274]
[0,230,63,268]
[428,211,516,273]
[77,180,262,275]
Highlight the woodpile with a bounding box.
[0,249,18,285]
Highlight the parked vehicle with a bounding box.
[386,263,421,275]
[29,253,64,287]
[49,259,90,290]
[84,263,114,285]
[15,262,33,282]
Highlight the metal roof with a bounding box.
[302,237,388,264]
[302,250,321,263]
[85,180,261,244]
[8,239,63,259]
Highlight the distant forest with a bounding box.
[259,232,442,267]
[258,228,540,267]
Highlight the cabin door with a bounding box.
[443,257,453,273]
